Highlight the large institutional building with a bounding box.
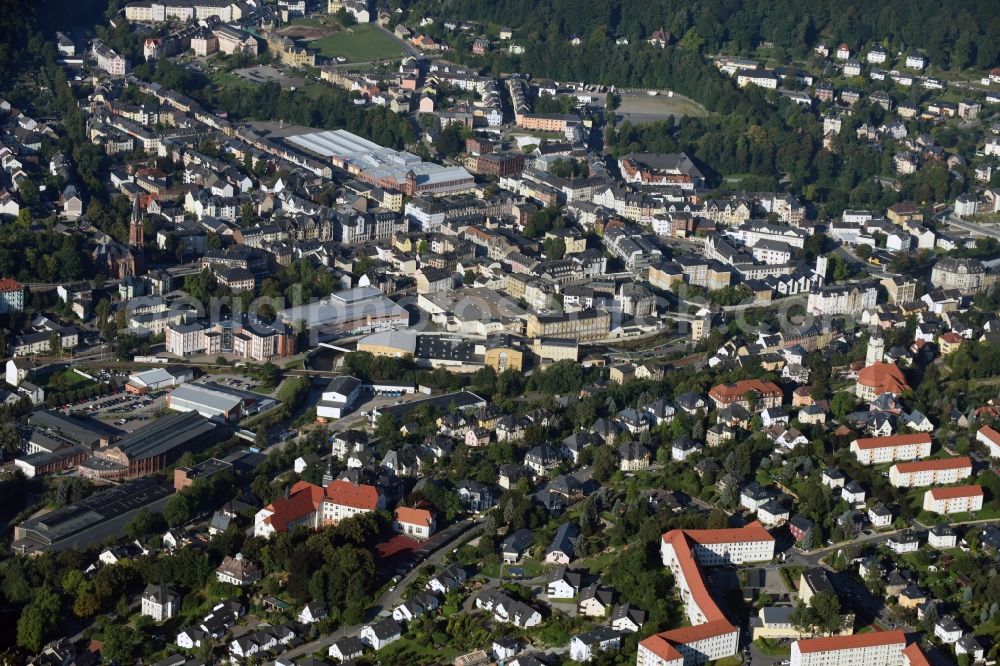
[285,129,475,197]
[277,286,409,337]
[636,522,774,666]
[254,479,386,537]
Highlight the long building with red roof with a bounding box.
[253,479,385,538]
[923,485,983,515]
[849,433,932,465]
[889,456,972,487]
[976,425,1000,458]
[637,522,775,666]
[790,631,906,666]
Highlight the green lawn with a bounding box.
[480,558,548,580]
[376,638,461,665]
[41,368,96,391]
[309,24,404,62]
[754,638,791,657]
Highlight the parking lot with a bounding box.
[67,386,168,431]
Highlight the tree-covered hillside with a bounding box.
[397,0,1000,70]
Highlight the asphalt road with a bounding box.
[268,518,482,663]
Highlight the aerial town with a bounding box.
[0,0,1000,665]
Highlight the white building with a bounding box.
[637,523,774,666]
[140,584,179,621]
[923,485,983,515]
[888,456,972,488]
[927,525,957,549]
[850,433,932,465]
[976,426,1000,458]
[569,627,622,662]
[789,631,906,666]
[806,283,878,316]
[393,507,435,539]
[316,376,365,419]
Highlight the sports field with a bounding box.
[309,24,404,62]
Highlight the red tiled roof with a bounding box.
[263,482,325,532]
[325,479,381,511]
[853,433,931,450]
[892,456,971,474]
[978,425,1000,446]
[664,530,727,624]
[857,362,910,395]
[709,379,782,403]
[647,522,772,662]
[678,520,775,546]
[395,506,433,527]
[927,485,983,500]
[0,277,23,292]
[640,619,736,661]
[940,332,963,344]
[795,630,905,654]
[903,642,932,666]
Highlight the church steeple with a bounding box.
[129,193,146,275]
[129,193,144,248]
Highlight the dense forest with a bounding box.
[398,0,1000,70]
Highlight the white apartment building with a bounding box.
[850,434,932,465]
[92,39,128,75]
[889,456,972,488]
[806,283,878,316]
[678,523,776,566]
[166,321,209,356]
[790,631,906,666]
[638,523,773,666]
[976,425,1000,458]
[637,622,739,666]
[923,486,984,515]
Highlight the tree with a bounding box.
[163,492,192,527]
[17,587,60,653]
[335,7,356,26]
[101,623,138,665]
[706,509,729,529]
[811,590,842,634]
[434,123,465,158]
[0,424,21,455]
[542,236,566,259]
[830,392,857,420]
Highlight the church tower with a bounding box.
[129,193,144,247]
[866,332,885,366]
[129,194,145,275]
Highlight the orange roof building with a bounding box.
[638,523,774,665]
[855,362,910,401]
[708,379,783,411]
[889,456,972,487]
[850,433,932,465]
[902,642,933,666]
[923,485,984,515]
[791,630,906,666]
[393,506,436,539]
[254,479,384,538]
[975,425,1000,457]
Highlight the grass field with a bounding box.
[616,90,709,121]
[309,24,404,62]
